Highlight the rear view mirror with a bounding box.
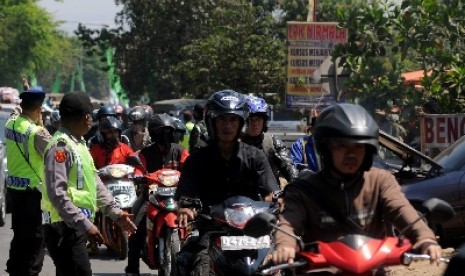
[421,198,455,223]
[243,212,277,238]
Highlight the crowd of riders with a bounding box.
[5,84,451,275]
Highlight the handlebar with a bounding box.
[258,261,307,275]
[402,252,450,264]
[257,253,450,275]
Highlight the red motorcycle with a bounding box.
[142,167,186,276]
[243,198,455,275]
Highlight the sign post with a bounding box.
[286,22,347,109]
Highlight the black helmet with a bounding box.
[128,106,148,122]
[99,116,122,133]
[97,105,116,121]
[313,103,379,172]
[205,89,249,139]
[148,113,175,146]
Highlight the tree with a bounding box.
[0,0,69,88]
[332,0,465,114]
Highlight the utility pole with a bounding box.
[307,0,317,22]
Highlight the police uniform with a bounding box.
[41,92,125,276]
[5,87,50,276]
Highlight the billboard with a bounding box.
[286,22,348,109]
[422,114,465,148]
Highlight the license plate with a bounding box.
[220,235,271,250]
[106,182,136,195]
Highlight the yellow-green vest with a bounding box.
[41,131,97,223]
[5,115,44,191]
[185,121,195,132]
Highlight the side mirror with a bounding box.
[243,212,277,238]
[421,198,455,223]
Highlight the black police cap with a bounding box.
[59,92,94,119]
[20,86,47,101]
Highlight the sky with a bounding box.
[38,0,121,35]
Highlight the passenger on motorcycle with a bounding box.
[125,113,189,276]
[175,90,280,275]
[272,103,442,265]
[122,106,152,152]
[89,116,137,170]
[241,96,298,188]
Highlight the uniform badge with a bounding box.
[55,149,67,163]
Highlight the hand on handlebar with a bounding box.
[272,245,296,265]
[420,240,443,265]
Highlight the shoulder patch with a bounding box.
[55,149,67,163]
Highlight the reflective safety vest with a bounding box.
[5,116,44,191]
[41,131,97,223]
[185,121,195,133]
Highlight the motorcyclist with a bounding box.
[125,113,189,276]
[122,106,151,152]
[89,116,137,170]
[241,96,298,188]
[272,103,442,265]
[87,105,130,147]
[175,90,280,275]
[290,115,320,172]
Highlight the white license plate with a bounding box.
[106,183,136,195]
[220,235,271,250]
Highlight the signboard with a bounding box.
[422,114,465,148]
[286,22,347,109]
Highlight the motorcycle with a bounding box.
[96,163,138,260]
[243,198,455,275]
[182,195,280,275]
[142,166,184,276]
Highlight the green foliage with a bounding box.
[332,0,465,113]
[0,1,68,88]
[174,1,286,99]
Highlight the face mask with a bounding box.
[102,135,120,150]
[152,130,174,147]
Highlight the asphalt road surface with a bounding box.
[0,213,156,276]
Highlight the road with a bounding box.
[0,213,157,276]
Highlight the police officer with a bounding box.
[5,85,50,276]
[41,92,137,276]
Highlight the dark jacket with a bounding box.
[174,141,280,208]
[241,133,298,183]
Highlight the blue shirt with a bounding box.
[290,136,320,172]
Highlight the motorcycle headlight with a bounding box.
[99,164,134,178]
[224,205,255,229]
[157,170,179,187]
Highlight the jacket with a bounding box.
[276,167,436,249]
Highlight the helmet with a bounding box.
[128,106,148,122]
[148,113,175,133]
[246,96,270,132]
[50,110,61,124]
[99,116,122,133]
[141,105,154,117]
[205,90,249,139]
[313,103,379,172]
[99,117,122,149]
[172,117,187,134]
[97,105,116,121]
[148,113,175,146]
